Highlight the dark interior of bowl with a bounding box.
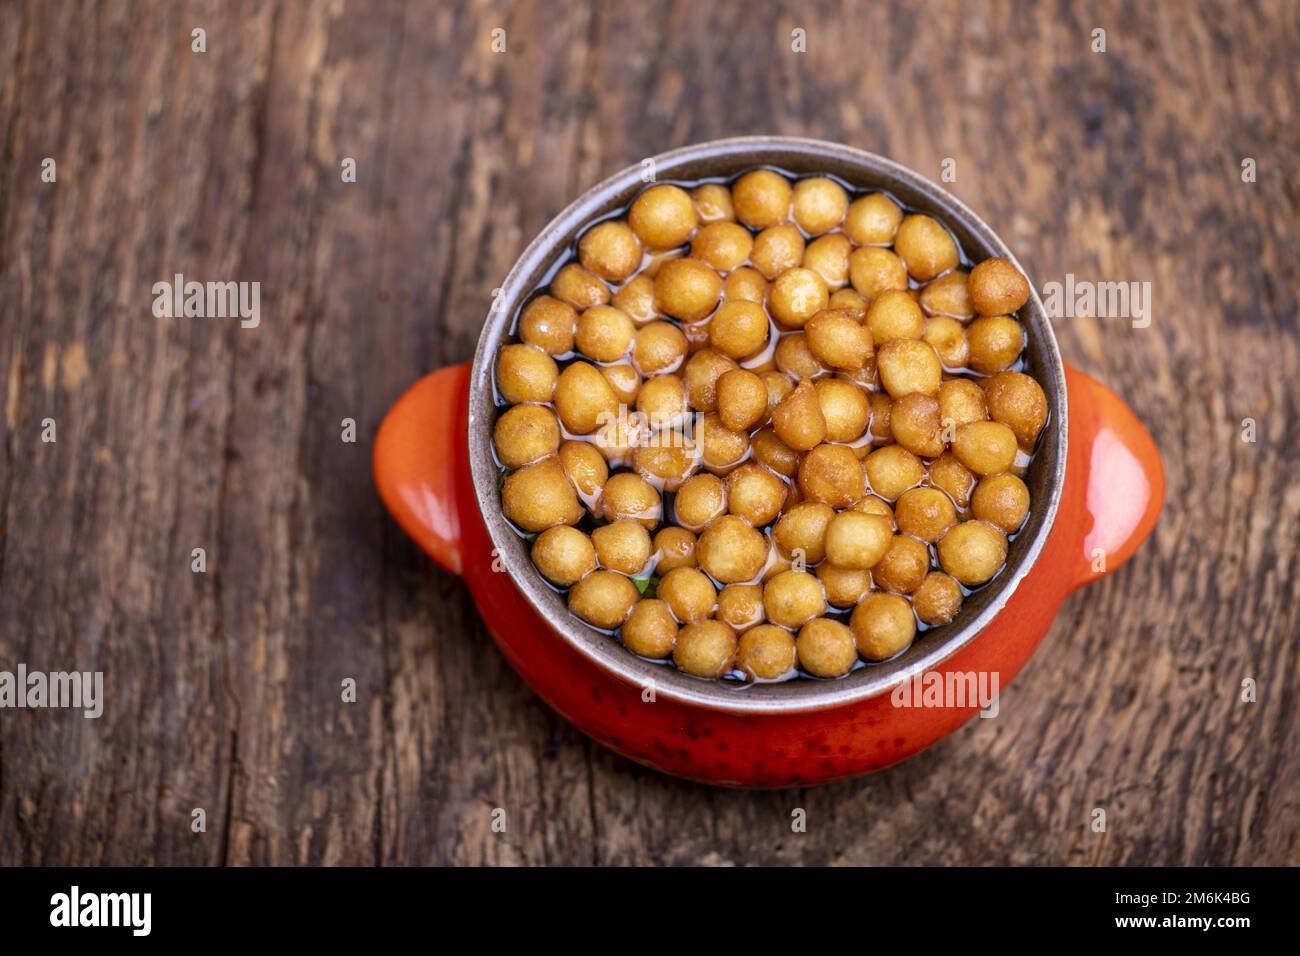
[469,137,1066,713]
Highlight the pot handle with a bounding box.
[1063,365,1164,593]
[372,361,472,576]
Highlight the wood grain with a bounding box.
[0,0,1297,865]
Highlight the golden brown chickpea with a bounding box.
[531,526,597,587]
[824,510,893,570]
[750,224,805,279]
[636,373,688,427]
[927,452,975,511]
[652,527,697,574]
[635,442,696,491]
[569,570,640,630]
[895,487,957,543]
[912,572,964,626]
[722,266,768,303]
[867,391,893,444]
[494,404,561,468]
[632,321,688,375]
[971,473,1030,533]
[817,563,873,608]
[592,519,653,575]
[802,233,852,289]
[737,624,797,680]
[853,494,896,522]
[692,183,734,223]
[554,361,618,434]
[893,214,959,282]
[503,457,584,532]
[579,220,643,282]
[600,471,662,528]
[673,619,738,678]
[752,426,800,478]
[953,420,1019,476]
[592,413,642,465]
[724,462,786,527]
[659,566,718,624]
[792,177,849,235]
[919,270,974,319]
[772,501,835,564]
[805,308,872,370]
[768,268,829,328]
[864,444,926,500]
[717,584,766,631]
[700,413,750,470]
[698,514,769,583]
[732,169,792,229]
[497,343,558,405]
[551,263,610,310]
[848,246,909,300]
[763,569,826,628]
[674,473,726,530]
[983,371,1047,448]
[628,184,698,249]
[814,379,870,443]
[966,316,1024,374]
[772,380,827,451]
[708,300,769,360]
[876,338,942,398]
[612,273,658,324]
[843,192,904,245]
[601,363,641,405]
[682,348,738,412]
[774,333,829,381]
[654,257,722,323]
[622,598,678,658]
[559,440,608,501]
[968,257,1031,316]
[937,520,1008,586]
[797,618,857,678]
[797,443,866,508]
[576,305,635,362]
[828,287,869,313]
[716,369,769,432]
[938,378,988,428]
[518,295,578,355]
[851,593,917,661]
[691,221,753,273]
[865,289,925,343]
[889,392,944,458]
[923,316,970,369]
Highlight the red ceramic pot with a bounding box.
[373,138,1163,788]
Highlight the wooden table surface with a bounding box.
[1,0,1297,866]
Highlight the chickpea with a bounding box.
[893,214,959,282]
[923,316,970,369]
[551,263,610,310]
[824,510,893,570]
[768,267,830,328]
[635,442,696,491]
[718,584,766,631]
[763,569,826,628]
[792,177,849,234]
[920,270,974,320]
[559,440,608,501]
[772,380,827,451]
[873,534,929,594]
[628,184,698,249]
[600,472,662,528]
[967,316,1024,374]
[503,457,584,532]
[815,379,870,442]
[938,378,988,428]
[737,625,797,680]
[691,221,753,273]
[636,373,688,427]
[848,246,909,300]
[732,169,792,229]
[968,257,1030,316]
[971,473,1030,533]
[895,487,957,542]
[876,338,942,398]
[633,321,688,375]
[674,472,726,530]
[867,391,893,444]
[805,308,872,370]
[928,452,976,511]
[817,563,873,608]
[575,305,635,362]
[864,444,925,500]
[725,462,786,527]
[518,295,577,355]
[579,220,642,282]
[497,343,558,405]
[591,519,653,575]
[983,370,1047,448]
[797,443,866,508]
[601,363,641,405]
[708,300,769,360]
[622,599,678,658]
[865,289,925,343]
[654,257,721,323]
[673,620,738,678]
[592,413,641,464]
[851,593,917,661]
[698,514,769,583]
[569,570,639,630]
[682,348,738,412]
[700,413,750,470]
[912,572,964,626]
[889,392,944,458]
[750,224,805,279]
[531,526,597,587]
[555,361,618,434]
[723,266,768,303]
[774,333,829,381]
[716,368,769,432]
[494,403,561,468]
[659,567,718,624]
[953,420,1019,476]
[843,192,903,245]
[773,501,835,564]
[803,233,852,289]
[612,273,657,324]
[797,619,857,678]
[692,183,734,223]
[853,494,896,523]
[938,520,1008,586]
[752,426,800,478]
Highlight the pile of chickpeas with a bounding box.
[493,168,1047,682]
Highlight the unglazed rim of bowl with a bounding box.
[468,136,1067,715]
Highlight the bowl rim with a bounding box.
[468,135,1067,714]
